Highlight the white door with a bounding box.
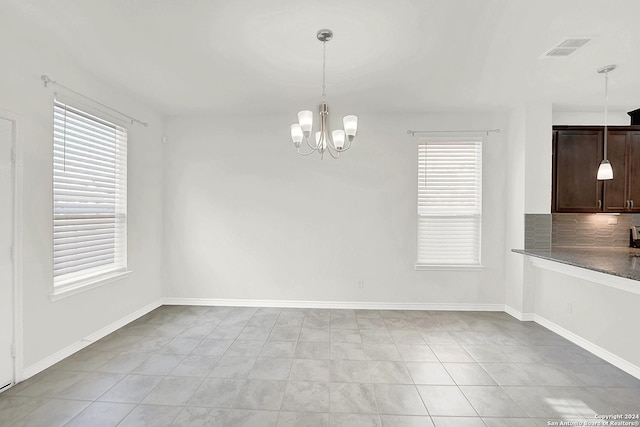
[0,117,14,391]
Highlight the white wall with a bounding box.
[533,266,640,369]
[504,106,526,312]
[163,112,508,305]
[0,13,164,369]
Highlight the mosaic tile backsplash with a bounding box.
[552,213,640,247]
[525,214,552,250]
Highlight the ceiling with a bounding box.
[5,0,640,115]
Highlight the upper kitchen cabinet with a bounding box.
[553,126,640,213]
[604,130,640,212]
[553,128,603,213]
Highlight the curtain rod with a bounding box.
[41,75,149,127]
[407,129,500,136]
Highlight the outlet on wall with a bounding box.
[566,302,573,314]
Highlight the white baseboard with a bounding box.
[20,299,163,381]
[533,314,640,380]
[503,305,535,321]
[162,297,505,312]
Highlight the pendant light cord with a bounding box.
[604,71,609,160]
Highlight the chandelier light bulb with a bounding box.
[297,110,313,136]
[343,115,358,141]
[291,124,303,145]
[332,129,346,150]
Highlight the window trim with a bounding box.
[416,136,483,269]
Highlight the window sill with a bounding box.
[50,269,132,301]
[415,264,484,271]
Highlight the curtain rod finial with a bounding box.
[41,75,51,87]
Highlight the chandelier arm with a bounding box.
[304,136,318,151]
[297,145,318,156]
[326,146,340,159]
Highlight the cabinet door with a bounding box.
[554,130,603,212]
[603,131,629,212]
[627,132,640,212]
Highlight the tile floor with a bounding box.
[1,306,639,426]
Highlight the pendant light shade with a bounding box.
[597,159,613,180]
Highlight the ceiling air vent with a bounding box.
[541,37,591,58]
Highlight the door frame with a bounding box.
[0,109,24,384]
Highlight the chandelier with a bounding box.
[290,29,358,159]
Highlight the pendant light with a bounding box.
[596,65,616,181]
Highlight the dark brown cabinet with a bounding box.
[552,126,640,213]
[553,128,603,212]
[604,131,640,212]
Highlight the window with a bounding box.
[417,137,482,268]
[53,100,128,290]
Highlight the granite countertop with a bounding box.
[512,247,640,282]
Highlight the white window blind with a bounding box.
[53,100,127,286]
[417,138,482,266]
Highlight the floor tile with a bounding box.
[277,411,329,427]
[132,353,185,375]
[171,407,228,427]
[259,341,297,359]
[416,385,478,416]
[280,382,330,412]
[396,344,439,362]
[235,380,287,410]
[431,416,486,427]
[170,355,218,377]
[95,352,150,374]
[117,404,182,427]
[295,342,330,359]
[0,396,49,426]
[141,376,203,405]
[225,340,265,357]
[330,360,371,383]
[159,337,202,354]
[210,357,256,378]
[443,363,496,385]
[188,378,247,408]
[363,343,403,361]
[289,359,331,382]
[56,372,124,400]
[224,409,279,427]
[380,415,434,427]
[373,384,428,415]
[4,306,639,427]
[299,327,331,342]
[98,374,163,403]
[65,402,135,427]
[330,383,377,413]
[430,345,475,362]
[460,385,527,417]
[405,362,455,385]
[331,343,367,360]
[237,327,272,341]
[330,413,382,427]
[248,358,292,380]
[331,329,362,343]
[367,361,412,384]
[192,339,234,356]
[12,398,90,427]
